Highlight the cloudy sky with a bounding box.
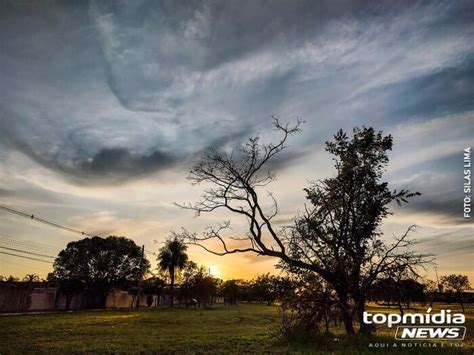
[0,0,473,280]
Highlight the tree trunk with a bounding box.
[397,299,404,315]
[101,291,109,309]
[170,268,175,307]
[340,307,355,335]
[354,294,372,335]
[335,289,355,335]
[65,295,72,311]
[323,308,330,334]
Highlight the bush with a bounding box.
[277,273,340,342]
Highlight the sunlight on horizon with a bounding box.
[208,265,221,279]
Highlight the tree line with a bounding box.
[1,242,470,314]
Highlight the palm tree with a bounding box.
[23,274,40,282]
[157,237,188,307]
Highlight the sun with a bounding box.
[208,265,221,278]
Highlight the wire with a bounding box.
[0,232,59,265]
[0,203,156,259]
[0,203,95,237]
[0,240,57,255]
[0,232,59,248]
[0,234,59,253]
[0,251,53,264]
[0,245,56,260]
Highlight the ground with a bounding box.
[0,303,472,354]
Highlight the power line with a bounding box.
[0,232,59,248]
[0,239,57,255]
[0,232,58,265]
[0,245,56,260]
[0,203,158,259]
[0,203,95,237]
[0,234,59,253]
[0,232,156,263]
[0,251,53,264]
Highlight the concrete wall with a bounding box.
[105,291,156,308]
[0,283,164,312]
[0,283,33,312]
[0,283,102,312]
[29,288,57,311]
[1,283,227,312]
[55,289,105,311]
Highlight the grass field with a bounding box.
[0,303,472,354]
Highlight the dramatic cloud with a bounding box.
[0,0,472,278]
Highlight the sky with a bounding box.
[0,0,473,281]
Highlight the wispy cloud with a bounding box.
[0,0,472,278]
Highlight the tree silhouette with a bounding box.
[47,277,84,311]
[279,272,338,337]
[189,269,219,307]
[369,277,425,314]
[50,236,149,308]
[441,274,470,312]
[1,275,19,282]
[143,276,166,307]
[23,273,40,282]
[220,279,241,305]
[157,237,188,307]
[179,261,201,307]
[252,273,280,305]
[176,119,432,335]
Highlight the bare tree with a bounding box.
[176,119,432,335]
[176,117,303,259]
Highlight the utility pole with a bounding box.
[435,266,441,293]
[136,245,145,309]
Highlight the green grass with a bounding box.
[0,303,472,354]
